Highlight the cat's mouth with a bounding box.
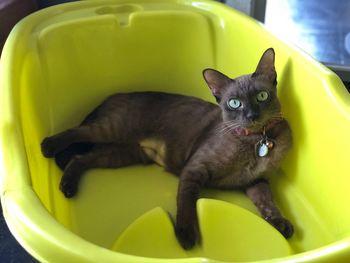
[236,119,271,135]
[243,121,265,132]
[235,116,283,136]
[222,116,282,136]
[233,124,262,136]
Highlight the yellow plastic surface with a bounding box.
[1,0,350,262]
[112,199,292,261]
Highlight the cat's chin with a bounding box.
[243,123,264,133]
[245,118,274,133]
[233,125,262,136]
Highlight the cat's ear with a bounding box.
[203,69,231,102]
[253,48,277,84]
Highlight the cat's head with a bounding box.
[203,48,281,133]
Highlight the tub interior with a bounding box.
[15,0,350,261]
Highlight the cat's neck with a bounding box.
[232,117,284,137]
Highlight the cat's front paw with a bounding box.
[267,216,294,238]
[60,176,79,198]
[41,137,57,158]
[175,223,197,250]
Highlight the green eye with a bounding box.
[227,98,241,109]
[257,91,269,102]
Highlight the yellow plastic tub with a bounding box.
[1,0,350,262]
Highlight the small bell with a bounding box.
[266,140,274,149]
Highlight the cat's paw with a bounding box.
[268,216,294,238]
[60,176,78,198]
[60,159,86,198]
[41,137,57,158]
[175,224,197,250]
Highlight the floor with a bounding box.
[1,0,350,262]
[0,209,37,262]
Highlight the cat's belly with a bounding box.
[139,138,166,166]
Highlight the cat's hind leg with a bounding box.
[41,119,128,158]
[42,127,93,158]
[60,143,151,198]
[55,143,94,170]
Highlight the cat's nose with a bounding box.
[246,111,259,121]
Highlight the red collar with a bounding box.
[233,117,284,136]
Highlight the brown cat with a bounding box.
[41,48,293,249]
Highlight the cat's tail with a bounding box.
[54,143,94,170]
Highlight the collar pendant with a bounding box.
[256,127,275,157]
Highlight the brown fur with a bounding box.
[41,48,293,249]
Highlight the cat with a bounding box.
[41,48,293,249]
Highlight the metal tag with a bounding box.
[258,143,269,157]
[256,138,274,158]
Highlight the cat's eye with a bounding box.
[227,98,242,109]
[256,91,269,102]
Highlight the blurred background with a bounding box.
[0,0,349,261]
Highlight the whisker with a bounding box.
[217,124,235,131]
[269,111,283,118]
[216,111,283,136]
[215,121,239,132]
[270,116,283,120]
[217,123,242,135]
[217,125,238,134]
[221,124,242,136]
[221,122,241,130]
